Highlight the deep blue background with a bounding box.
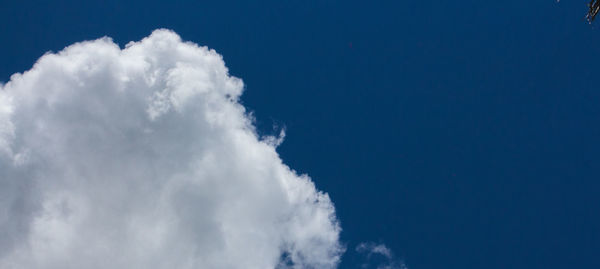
[1,1,599,268]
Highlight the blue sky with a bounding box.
[1,1,599,268]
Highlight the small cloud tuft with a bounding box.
[356,242,408,269]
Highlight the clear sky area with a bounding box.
[0,1,599,269]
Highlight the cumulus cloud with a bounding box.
[0,29,342,269]
[356,242,406,269]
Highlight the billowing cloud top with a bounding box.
[0,29,342,269]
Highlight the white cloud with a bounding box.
[356,242,407,269]
[0,29,342,269]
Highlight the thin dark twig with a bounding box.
[587,0,600,23]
